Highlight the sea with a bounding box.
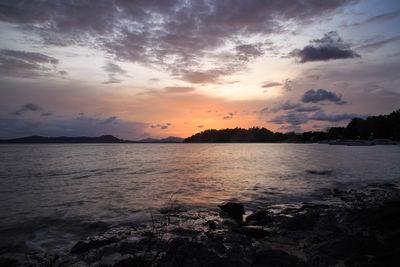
[0,143,399,254]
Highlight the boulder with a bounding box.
[70,236,118,254]
[245,210,270,222]
[218,202,245,221]
[231,226,271,238]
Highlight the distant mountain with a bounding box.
[137,136,184,143]
[0,135,137,143]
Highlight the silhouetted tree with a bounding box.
[184,109,400,142]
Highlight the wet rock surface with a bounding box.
[2,183,400,266]
[218,202,245,221]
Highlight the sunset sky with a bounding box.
[1,0,400,140]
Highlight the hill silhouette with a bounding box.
[0,135,136,143]
[184,109,400,143]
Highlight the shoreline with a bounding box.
[1,182,400,266]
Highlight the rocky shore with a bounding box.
[1,182,400,266]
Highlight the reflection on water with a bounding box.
[0,143,399,250]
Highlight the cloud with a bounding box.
[268,110,367,127]
[197,125,204,128]
[283,79,295,91]
[151,123,172,130]
[0,0,358,82]
[349,11,400,27]
[0,49,59,77]
[222,112,236,120]
[301,89,346,104]
[235,43,264,61]
[259,107,269,114]
[13,103,43,115]
[149,78,160,82]
[0,116,148,139]
[356,35,400,52]
[279,125,303,132]
[270,102,301,113]
[309,111,368,122]
[102,116,117,124]
[102,61,127,84]
[295,106,321,112]
[290,31,360,63]
[40,112,53,117]
[262,82,282,88]
[164,86,195,93]
[179,69,230,84]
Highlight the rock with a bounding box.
[170,227,200,237]
[70,236,119,254]
[218,202,245,221]
[231,226,271,238]
[283,212,320,231]
[99,252,147,267]
[208,220,217,231]
[245,210,270,222]
[254,248,306,266]
[0,257,19,267]
[160,238,232,267]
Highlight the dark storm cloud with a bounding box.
[290,31,360,63]
[302,89,346,104]
[164,86,195,93]
[0,49,59,77]
[102,62,127,84]
[349,11,400,27]
[0,0,358,82]
[13,103,42,115]
[0,116,148,139]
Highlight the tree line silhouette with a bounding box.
[184,109,400,143]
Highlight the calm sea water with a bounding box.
[0,143,399,252]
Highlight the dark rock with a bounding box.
[70,236,119,254]
[254,248,306,267]
[170,227,200,237]
[0,257,19,267]
[99,253,148,267]
[283,212,319,231]
[208,220,217,231]
[231,226,271,238]
[245,210,270,222]
[160,238,233,267]
[218,202,245,221]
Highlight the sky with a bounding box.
[1,0,400,140]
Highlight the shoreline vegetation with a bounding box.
[1,182,399,266]
[1,109,398,144]
[184,109,400,143]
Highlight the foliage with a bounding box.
[184,109,400,142]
